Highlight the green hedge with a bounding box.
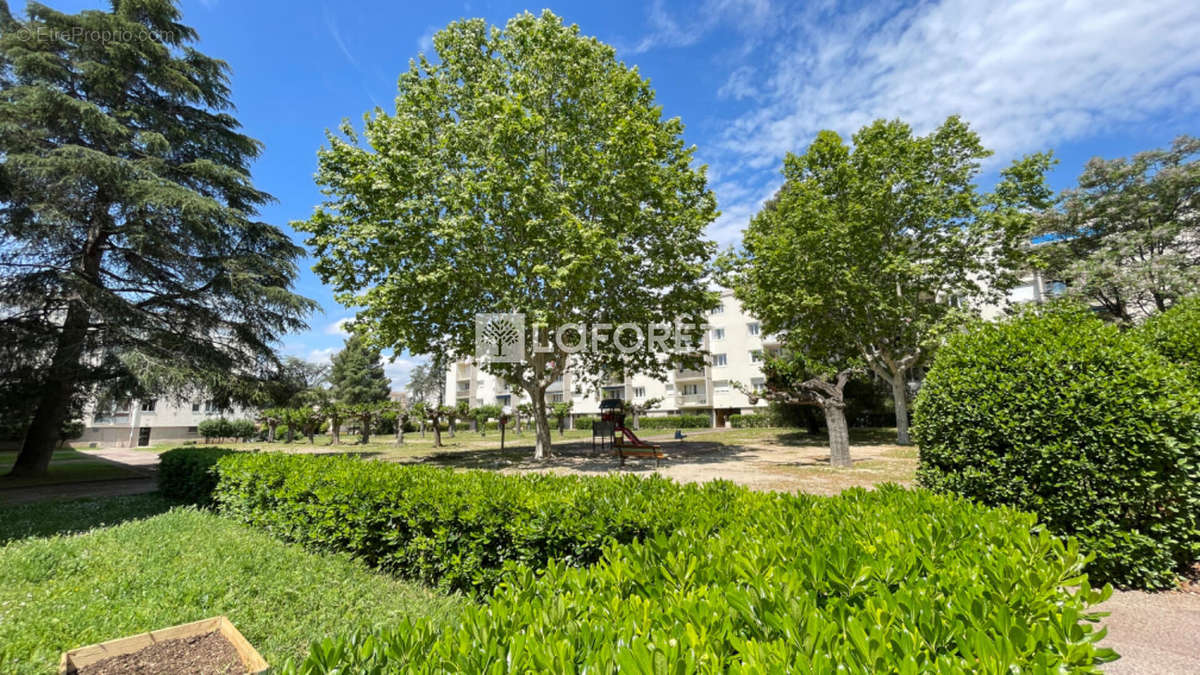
[278,479,1114,673]
[158,447,240,506]
[637,414,709,429]
[211,452,752,595]
[914,306,1200,589]
[729,412,774,428]
[1137,296,1200,386]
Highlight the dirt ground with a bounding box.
[415,427,919,495]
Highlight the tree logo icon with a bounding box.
[475,313,525,363]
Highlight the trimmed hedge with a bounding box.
[211,452,752,595]
[729,412,774,428]
[276,478,1113,672]
[637,414,710,429]
[914,306,1200,589]
[158,447,239,506]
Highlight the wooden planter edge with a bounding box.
[59,615,268,674]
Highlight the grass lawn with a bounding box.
[0,448,147,489]
[0,495,463,674]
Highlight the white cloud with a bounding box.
[630,0,777,54]
[384,355,426,391]
[717,66,759,101]
[703,0,1200,247]
[307,347,337,365]
[325,318,352,336]
[417,26,438,54]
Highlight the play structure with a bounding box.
[593,398,666,467]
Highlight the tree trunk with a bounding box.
[267,421,277,443]
[889,373,911,445]
[360,413,370,444]
[330,418,341,445]
[822,401,852,467]
[395,418,405,444]
[529,389,552,459]
[419,421,425,439]
[8,225,104,477]
[286,425,294,443]
[448,418,456,438]
[432,419,442,448]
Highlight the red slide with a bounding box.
[616,426,656,448]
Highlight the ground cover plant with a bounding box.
[0,501,462,675]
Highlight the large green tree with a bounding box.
[0,0,314,477]
[297,11,716,459]
[1034,136,1200,322]
[329,335,391,406]
[720,117,1052,445]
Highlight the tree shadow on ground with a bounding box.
[0,492,179,544]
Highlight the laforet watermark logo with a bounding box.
[475,313,526,363]
[475,313,709,363]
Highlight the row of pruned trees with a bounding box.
[253,399,579,448]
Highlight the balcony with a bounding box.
[675,393,708,407]
[674,368,706,381]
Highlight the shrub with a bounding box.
[1136,295,1200,386]
[914,305,1200,589]
[281,482,1114,673]
[211,452,752,596]
[158,447,240,505]
[197,417,235,443]
[231,418,258,441]
[636,414,709,429]
[573,416,595,431]
[729,412,773,428]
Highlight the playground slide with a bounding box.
[617,426,656,448]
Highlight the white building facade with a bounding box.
[444,290,778,427]
[79,395,254,447]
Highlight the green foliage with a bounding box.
[210,452,749,596]
[1136,295,1200,385]
[278,482,1114,673]
[914,305,1200,589]
[295,10,718,458]
[1034,137,1200,321]
[635,414,710,429]
[196,417,233,442]
[729,413,775,428]
[0,0,315,474]
[0,504,462,675]
[158,447,240,506]
[719,116,1054,445]
[329,335,391,406]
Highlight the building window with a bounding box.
[713,380,730,392]
[682,384,700,396]
[751,378,766,393]
[747,322,760,336]
[711,328,725,341]
[750,350,763,363]
[634,386,646,398]
[711,304,724,314]
[549,393,564,403]
[187,426,198,433]
[712,353,727,367]
[191,401,201,412]
[140,399,157,412]
[496,394,511,406]
[602,386,624,400]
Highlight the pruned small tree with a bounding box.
[626,397,664,431]
[296,11,717,460]
[736,355,860,466]
[551,401,574,435]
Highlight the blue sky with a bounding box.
[15,0,1200,388]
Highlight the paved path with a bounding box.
[0,447,159,505]
[1096,589,1200,674]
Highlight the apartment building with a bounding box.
[443,290,776,427]
[78,395,254,447]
